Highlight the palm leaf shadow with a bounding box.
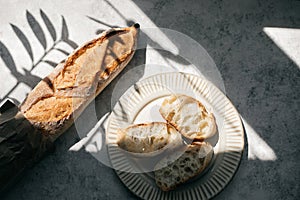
[26,10,47,50]
[40,9,56,41]
[0,41,17,74]
[61,16,78,49]
[0,10,79,103]
[54,48,69,56]
[103,0,135,26]
[87,16,116,28]
[43,60,57,67]
[0,41,41,89]
[10,24,34,62]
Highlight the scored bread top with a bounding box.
[159,94,217,140]
[154,141,213,191]
[20,25,139,137]
[117,122,182,154]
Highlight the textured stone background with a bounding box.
[1,0,299,199]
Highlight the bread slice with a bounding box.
[154,141,213,191]
[117,122,182,155]
[19,24,139,141]
[159,94,216,140]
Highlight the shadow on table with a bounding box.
[66,0,300,199]
[0,9,78,104]
[131,0,300,199]
[2,0,300,199]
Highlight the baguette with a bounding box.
[0,25,139,193]
[154,141,213,191]
[20,24,140,141]
[159,94,216,140]
[117,122,182,155]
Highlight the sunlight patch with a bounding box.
[243,119,277,161]
[263,27,300,69]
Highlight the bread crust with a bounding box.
[20,25,139,141]
[117,122,182,156]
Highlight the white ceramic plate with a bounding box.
[106,72,244,200]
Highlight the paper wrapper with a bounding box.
[0,99,53,193]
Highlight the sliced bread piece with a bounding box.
[117,122,182,155]
[159,94,216,140]
[154,141,213,191]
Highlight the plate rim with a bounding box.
[106,72,245,200]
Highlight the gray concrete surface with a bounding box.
[0,0,299,199]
